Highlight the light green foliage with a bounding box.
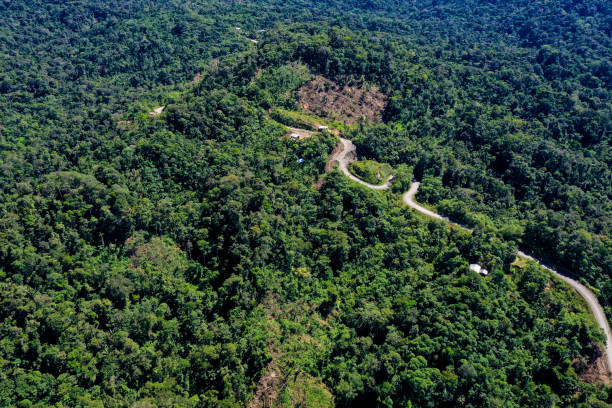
[269,108,323,130]
[251,63,312,109]
[348,160,393,185]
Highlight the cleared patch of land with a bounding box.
[285,126,314,139]
[298,76,387,123]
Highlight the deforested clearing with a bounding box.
[298,76,387,123]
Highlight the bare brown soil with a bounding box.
[326,141,344,173]
[298,76,387,124]
[250,360,282,408]
[574,347,612,385]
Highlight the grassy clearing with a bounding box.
[348,159,393,185]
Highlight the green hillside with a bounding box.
[0,0,610,406]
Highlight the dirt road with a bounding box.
[332,137,393,190]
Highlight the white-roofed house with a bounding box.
[469,264,488,276]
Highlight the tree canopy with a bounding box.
[0,0,610,406]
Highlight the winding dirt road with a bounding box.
[332,138,612,375]
[333,137,393,190]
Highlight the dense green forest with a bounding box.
[0,0,610,406]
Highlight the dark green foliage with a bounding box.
[0,0,610,407]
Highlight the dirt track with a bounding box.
[332,137,393,190]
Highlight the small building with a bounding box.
[318,125,329,131]
[469,264,488,276]
[290,133,300,139]
[149,106,165,116]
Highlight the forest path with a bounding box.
[328,135,612,376]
